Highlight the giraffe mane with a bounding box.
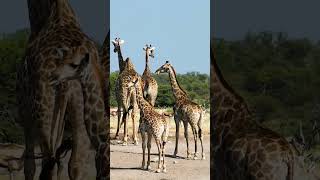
[170,65,188,96]
[211,45,251,113]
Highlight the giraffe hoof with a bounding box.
[173,153,177,158]
[156,169,161,173]
[193,156,198,160]
[134,141,139,145]
[147,165,152,170]
[122,142,128,146]
[163,168,167,173]
[202,153,206,160]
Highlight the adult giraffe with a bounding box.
[211,43,294,179]
[17,0,108,179]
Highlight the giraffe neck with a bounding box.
[143,53,151,75]
[27,0,54,39]
[117,47,125,72]
[167,66,187,100]
[49,0,79,27]
[81,53,106,148]
[211,45,252,128]
[135,79,152,110]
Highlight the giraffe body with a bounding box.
[128,75,169,173]
[211,46,294,180]
[155,61,205,160]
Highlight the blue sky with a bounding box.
[110,0,210,74]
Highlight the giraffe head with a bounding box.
[126,73,140,89]
[143,44,155,59]
[155,60,171,74]
[111,38,124,53]
[49,46,90,86]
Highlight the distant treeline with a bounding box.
[214,31,320,141]
[110,71,210,108]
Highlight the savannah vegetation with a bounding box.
[214,31,320,154]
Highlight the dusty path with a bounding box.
[110,135,210,180]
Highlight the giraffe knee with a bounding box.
[162,141,166,147]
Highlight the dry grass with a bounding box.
[110,108,210,138]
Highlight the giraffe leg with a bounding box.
[183,121,191,159]
[162,141,166,173]
[147,133,152,170]
[131,106,139,145]
[39,154,55,180]
[68,111,91,179]
[24,130,36,180]
[191,124,199,160]
[115,106,122,139]
[122,110,128,145]
[155,139,162,173]
[173,117,180,157]
[197,114,205,160]
[141,131,146,169]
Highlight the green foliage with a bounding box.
[214,31,320,138]
[0,29,29,143]
[109,71,210,108]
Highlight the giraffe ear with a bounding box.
[143,47,147,51]
[119,40,125,44]
[111,40,116,45]
[150,47,155,51]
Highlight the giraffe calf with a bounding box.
[128,75,169,173]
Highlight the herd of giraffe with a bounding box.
[110,38,206,173]
[3,0,317,180]
[13,0,205,179]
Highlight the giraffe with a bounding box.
[210,44,294,179]
[18,0,108,179]
[127,74,169,173]
[111,37,126,139]
[112,38,139,145]
[141,44,158,106]
[116,58,139,145]
[155,61,205,160]
[50,44,109,179]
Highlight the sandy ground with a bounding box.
[110,135,210,180]
[110,110,211,180]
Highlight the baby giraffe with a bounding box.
[127,74,169,173]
